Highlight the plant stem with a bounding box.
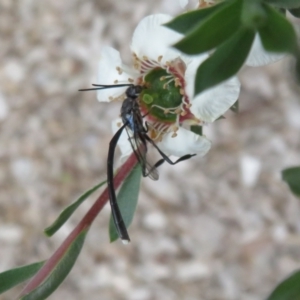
[19,153,138,297]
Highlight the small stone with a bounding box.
[4,60,25,83]
[10,158,34,183]
[0,224,23,244]
[143,211,167,230]
[0,92,8,120]
[240,154,261,187]
[129,288,151,300]
[176,260,210,282]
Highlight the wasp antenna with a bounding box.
[79,83,134,92]
[78,87,104,91]
[92,83,132,88]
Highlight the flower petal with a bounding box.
[97,47,137,102]
[158,127,211,157]
[131,14,183,65]
[184,53,209,98]
[189,76,240,123]
[178,0,188,8]
[245,34,284,67]
[111,118,133,162]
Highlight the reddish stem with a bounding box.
[20,153,138,297]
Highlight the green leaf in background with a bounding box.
[264,0,300,9]
[21,230,88,300]
[289,7,300,17]
[195,28,255,95]
[266,269,300,300]
[109,165,142,242]
[164,2,225,34]
[44,180,106,236]
[0,261,44,294]
[230,100,239,113]
[282,166,300,197]
[241,0,267,28]
[173,0,243,55]
[190,125,203,136]
[259,4,298,54]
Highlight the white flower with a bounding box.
[178,0,220,9]
[178,0,189,8]
[97,14,241,159]
[246,34,285,67]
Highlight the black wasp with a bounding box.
[79,83,195,243]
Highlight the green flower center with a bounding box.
[140,68,183,123]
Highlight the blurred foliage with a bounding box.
[44,180,106,236]
[282,167,300,197]
[0,262,44,294]
[166,0,300,94]
[266,270,300,300]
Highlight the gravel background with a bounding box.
[1,1,300,300]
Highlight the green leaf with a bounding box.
[195,27,255,95]
[258,4,298,54]
[164,2,226,34]
[282,166,300,197]
[266,269,300,300]
[241,0,267,28]
[44,180,106,236]
[173,0,243,55]
[0,261,44,294]
[21,230,88,300]
[109,165,142,242]
[264,0,300,9]
[190,125,203,136]
[289,7,300,17]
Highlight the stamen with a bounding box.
[128,78,134,83]
[175,108,182,114]
[181,96,189,107]
[142,60,156,68]
[164,78,175,88]
[140,60,156,73]
[175,78,181,87]
[158,55,163,62]
[114,79,118,84]
[150,104,182,115]
[181,110,187,116]
[180,88,184,95]
[116,67,123,75]
[148,122,170,142]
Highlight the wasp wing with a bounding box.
[124,125,159,181]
